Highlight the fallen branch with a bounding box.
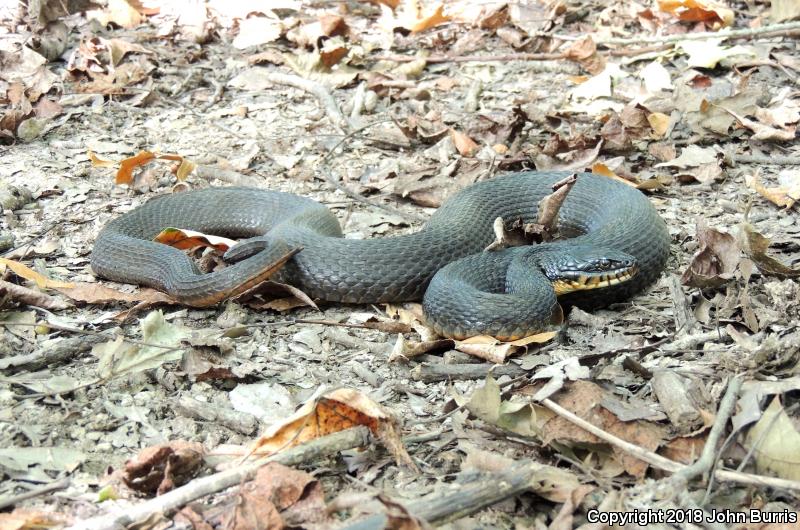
[410,362,527,382]
[338,460,571,528]
[68,427,371,530]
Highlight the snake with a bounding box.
[91,171,670,340]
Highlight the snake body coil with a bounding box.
[91,171,670,338]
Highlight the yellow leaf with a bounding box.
[0,258,74,289]
[647,112,670,136]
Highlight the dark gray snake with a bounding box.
[91,171,670,339]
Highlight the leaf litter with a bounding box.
[2,0,800,527]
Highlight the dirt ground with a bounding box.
[1,0,800,528]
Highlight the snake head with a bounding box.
[538,245,639,295]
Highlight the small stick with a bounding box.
[410,362,527,382]
[0,477,71,511]
[671,376,743,483]
[263,72,351,132]
[337,460,564,528]
[542,394,800,491]
[67,427,371,530]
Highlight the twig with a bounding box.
[656,327,731,353]
[375,52,562,63]
[67,427,371,530]
[542,398,683,473]
[175,396,258,435]
[194,165,263,187]
[410,362,527,382]
[541,395,800,492]
[591,21,800,45]
[0,334,104,371]
[671,375,743,483]
[378,45,671,64]
[0,477,71,511]
[338,460,567,528]
[263,72,351,132]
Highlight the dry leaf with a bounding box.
[657,0,734,26]
[58,282,174,306]
[745,172,800,209]
[564,35,605,75]
[154,228,236,252]
[122,441,204,495]
[745,396,800,481]
[449,128,479,156]
[647,112,670,136]
[249,388,414,469]
[233,463,328,529]
[408,3,450,33]
[0,258,74,289]
[454,331,556,363]
[113,151,196,185]
[681,219,740,288]
[738,223,800,278]
[539,381,667,477]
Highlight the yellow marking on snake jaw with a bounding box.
[552,269,637,295]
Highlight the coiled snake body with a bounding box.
[91,171,669,339]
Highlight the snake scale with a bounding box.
[91,171,670,339]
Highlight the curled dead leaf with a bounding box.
[738,223,800,279]
[122,441,204,495]
[745,171,800,209]
[249,388,415,470]
[681,219,740,288]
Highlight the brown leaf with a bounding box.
[455,331,557,363]
[738,223,800,278]
[34,98,63,119]
[58,282,175,306]
[109,151,196,185]
[0,280,71,310]
[232,463,324,530]
[681,219,740,288]
[122,441,204,495]
[87,0,143,29]
[661,434,707,464]
[240,281,319,312]
[449,128,479,156]
[648,142,677,162]
[250,388,413,468]
[409,3,450,33]
[541,381,667,477]
[657,0,734,26]
[564,35,605,75]
[717,104,796,142]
